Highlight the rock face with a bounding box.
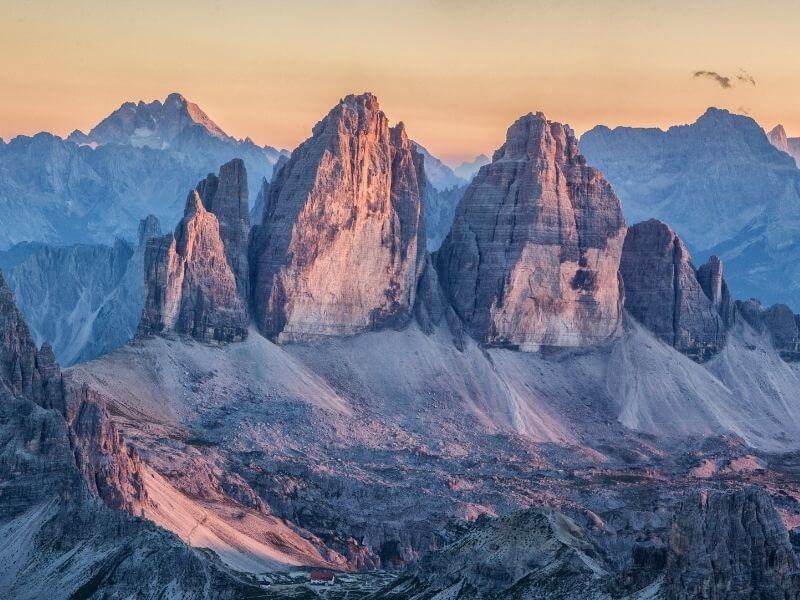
[195,159,250,301]
[0,266,263,598]
[581,108,800,310]
[436,112,627,350]
[424,183,466,250]
[767,124,800,166]
[737,299,800,361]
[696,255,735,326]
[376,509,611,599]
[620,219,727,361]
[664,488,800,599]
[250,93,427,342]
[0,215,162,365]
[139,190,247,342]
[0,271,63,411]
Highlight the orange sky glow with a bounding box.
[2,0,799,164]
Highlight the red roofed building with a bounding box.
[309,570,335,585]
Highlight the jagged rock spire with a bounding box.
[436,112,627,350]
[195,158,250,302]
[139,189,248,343]
[250,93,427,341]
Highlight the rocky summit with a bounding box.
[250,93,427,342]
[620,219,728,361]
[194,158,251,302]
[436,112,626,350]
[139,188,248,343]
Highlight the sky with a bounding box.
[2,0,799,164]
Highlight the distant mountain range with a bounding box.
[0,93,286,248]
[581,108,800,309]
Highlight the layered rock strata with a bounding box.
[436,112,627,350]
[250,93,427,341]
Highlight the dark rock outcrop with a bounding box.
[664,487,800,599]
[436,112,627,350]
[139,190,248,342]
[250,93,427,342]
[620,219,727,361]
[194,158,250,301]
[0,271,64,411]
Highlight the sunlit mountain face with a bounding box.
[4,3,800,598]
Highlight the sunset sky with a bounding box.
[2,0,799,164]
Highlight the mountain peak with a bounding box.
[250,93,427,341]
[69,92,230,149]
[495,110,580,163]
[437,112,626,350]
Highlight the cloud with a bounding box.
[693,69,757,89]
[694,70,732,89]
[736,69,756,86]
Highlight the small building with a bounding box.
[308,570,335,585]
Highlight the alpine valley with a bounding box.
[5,92,800,600]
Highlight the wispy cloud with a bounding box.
[694,70,732,89]
[736,69,756,86]
[693,69,756,89]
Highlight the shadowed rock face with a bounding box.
[195,158,250,302]
[665,487,800,599]
[697,254,735,326]
[139,191,248,342]
[250,93,427,342]
[738,298,800,361]
[620,219,727,361]
[0,271,63,411]
[436,112,626,350]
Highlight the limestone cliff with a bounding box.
[436,112,626,350]
[250,93,427,341]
